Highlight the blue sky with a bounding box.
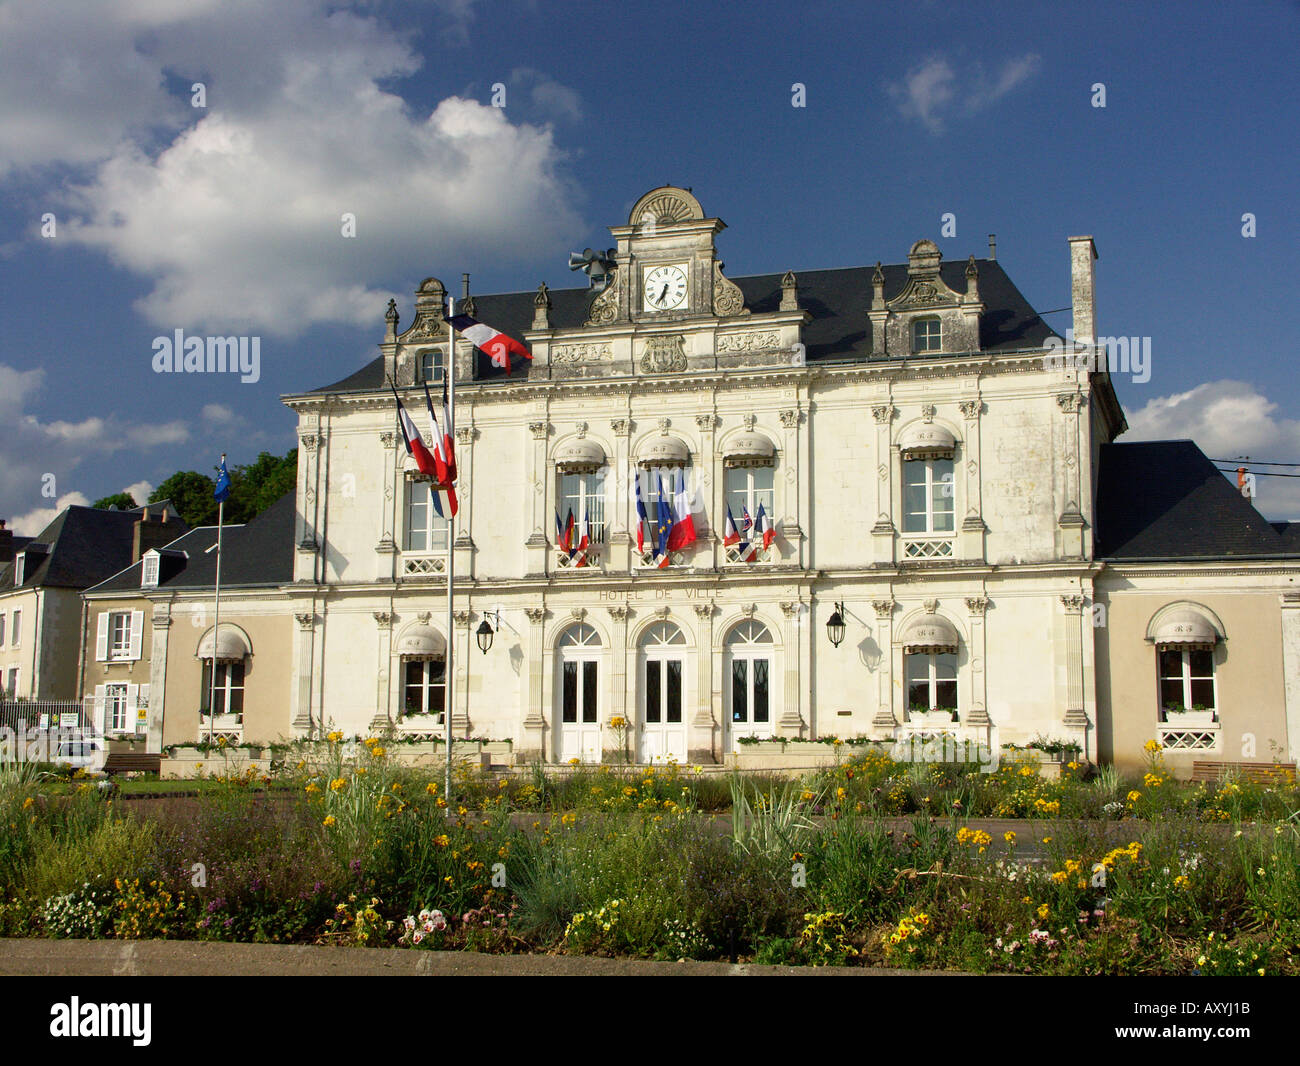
[2,0,1298,532]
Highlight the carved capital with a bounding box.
[300,433,320,452]
[610,418,632,437]
[607,605,629,622]
[453,610,472,627]
[1056,392,1085,413]
[964,596,988,616]
[373,611,393,627]
[780,601,801,618]
[959,399,982,420]
[692,602,714,619]
[524,607,546,624]
[871,405,895,425]
[455,426,474,445]
[528,421,549,440]
[872,599,895,619]
[379,431,397,449]
[1060,594,1085,613]
[695,413,716,430]
[779,409,801,429]
[295,612,314,631]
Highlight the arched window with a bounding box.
[726,621,773,738]
[902,458,955,535]
[912,317,941,353]
[1151,607,1221,716]
[559,470,606,545]
[899,613,959,716]
[397,625,447,718]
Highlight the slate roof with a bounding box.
[0,501,188,590]
[1095,441,1299,560]
[310,258,1055,394]
[87,492,296,593]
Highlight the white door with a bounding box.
[639,622,687,763]
[725,620,774,751]
[557,624,602,763]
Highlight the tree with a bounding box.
[92,492,137,511]
[149,471,218,527]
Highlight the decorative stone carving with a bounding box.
[654,606,671,620]
[640,335,687,374]
[585,267,622,326]
[524,607,546,624]
[780,601,800,617]
[742,413,757,431]
[553,342,613,364]
[300,434,320,452]
[692,603,714,619]
[873,599,895,619]
[871,405,895,424]
[695,413,715,430]
[921,404,936,423]
[570,608,587,621]
[373,611,393,627]
[779,409,800,428]
[455,427,473,445]
[610,418,631,437]
[385,299,399,332]
[575,421,588,439]
[965,597,989,615]
[607,605,629,622]
[416,612,431,626]
[959,399,982,420]
[1056,392,1085,413]
[718,331,780,353]
[1060,594,1085,612]
[712,261,748,317]
[379,431,396,449]
[739,604,756,619]
[528,421,549,440]
[532,282,551,330]
[407,311,445,340]
[657,418,671,434]
[453,610,472,626]
[923,599,939,614]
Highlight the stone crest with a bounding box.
[640,335,687,374]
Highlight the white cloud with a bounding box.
[1123,380,1300,520]
[888,53,1040,134]
[0,0,582,335]
[201,403,235,425]
[509,67,583,123]
[122,480,154,507]
[0,362,192,532]
[12,492,90,537]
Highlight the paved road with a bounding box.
[0,939,962,976]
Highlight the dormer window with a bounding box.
[13,553,24,586]
[912,317,941,354]
[141,552,160,588]
[418,349,445,384]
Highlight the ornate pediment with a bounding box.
[888,274,960,311]
[712,261,749,317]
[640,335,687,374]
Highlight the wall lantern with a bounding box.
[476,611,499,656]
[826,602,847,648]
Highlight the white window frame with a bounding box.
[10,608,20,648]
[403,659,446,718]
[558,469,607,546]
[105,683,130,733]
[404,479,450,553]
[418,348,445,384]
[142,553,160,587]
[109,611,132,660]
[901,457,955,536]
[13,553,24,586]
[905,651,959,714]
[0,612,6,647]
[912,317,941,353]
[201,660,245,717]
[5,666,17,698]
[1157,646,1217,715]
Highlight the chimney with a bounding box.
[132,509,174,563]
[1068,236,1098,345]
[988,234,996,260]
[0,520,11,565]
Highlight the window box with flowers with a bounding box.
[1162,702,1216,728]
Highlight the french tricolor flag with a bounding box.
[755,502,775,550]
[723,505,741,547]
[392,386,438,479]
[448,313,531,375]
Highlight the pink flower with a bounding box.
[412,930,424,944]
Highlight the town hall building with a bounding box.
[81,186,1300,772]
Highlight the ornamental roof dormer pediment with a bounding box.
[885,240,965,312]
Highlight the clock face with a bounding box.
[643,264,688,311]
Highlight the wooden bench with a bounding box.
[105,752,162,776]
[1190,760,1296,784]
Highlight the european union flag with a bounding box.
[214,455,231,503]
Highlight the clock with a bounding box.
[643,264,688,311]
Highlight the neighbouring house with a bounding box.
[0,503,185,713]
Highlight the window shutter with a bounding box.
[129,610,144,660]
[95,613,109,661]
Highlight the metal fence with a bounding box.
[0,699,97,733]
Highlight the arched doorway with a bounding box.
[556,623,602,763]
[725,620,774,751]
[639,621,687,763]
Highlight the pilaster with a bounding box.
[690,601,716,763]
[521,606,547,761]
[871,404,896,565]
[147,608,171,752]
[778,600,805,734]
[872,599,897,731]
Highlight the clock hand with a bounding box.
[658,283,669,304]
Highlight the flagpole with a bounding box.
[208,457,225,746]
[444,297,456,812]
